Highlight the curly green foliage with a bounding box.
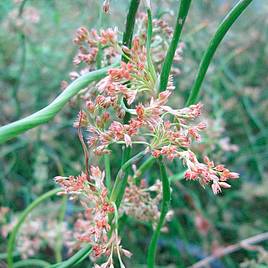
[0,63,119,144]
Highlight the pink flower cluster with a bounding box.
[85,85,206,159]
[1,215,70,259]
[96,35,160,105]
[73,26,119,67]
[182,152,239,194]
[120,177,162,224]
[135,12,184,74]
[55,167,114,256]
[4,5,40,36]
[73,94,238,196]
[56,13,240,265]
[55,166,131,266]
[73,30,238,193]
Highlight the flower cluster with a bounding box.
[182,152,239,194]
[53,7,240,267]
[69,21,239,195]
[1,216,70,259]
[55,166,131,267]
[73,27,119,69]
[66,11,183,93]
[135,12,184,74]
[4,2,40,36]
[85,88,205,157]
[102,0,110,13]
[120,177,162,225]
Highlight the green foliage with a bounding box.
[0,0,268,267]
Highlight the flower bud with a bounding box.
[103,0,110,13]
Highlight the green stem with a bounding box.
[134,156,155,183]
[186,0,253,105]
[146,8,157,81]
[0,63,119,144]
[159,0,192,92]
[13,259,50,268]
[55,196,67,263]
[49,245,92,268]
[12,34,26,120]
[104,154,111,190]
[146,8,153,58]
[110,150,146,207]
[18,0,27,16]
[121,0,140,123]
[7,188,60,268]
[147,158,171,268]
[0,252,19,260]
[96,2,104,69]
[122,0,140,62]
[119,0,141,212]
[169,171,185,182]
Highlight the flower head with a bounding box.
[181,152,239,194]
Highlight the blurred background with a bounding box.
[0,0,268,267]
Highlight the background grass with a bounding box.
[0,0,268,267]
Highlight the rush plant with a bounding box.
[0,0,253,267]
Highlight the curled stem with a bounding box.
[0,62,119,144]
[186,0,253,105]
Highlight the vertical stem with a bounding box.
[159,0,192,92]
[18,0,27,16]
[186,0,253,106]
[119,0,141,202]
[12,0,28,119]
[121,0,140,123]
[122,0,140,62]
[104,154,111,190]
[146,8,157,81]
[147,157,171,268]
[55,196,67,263]
[96,1,104,69]
[54,164,66,263]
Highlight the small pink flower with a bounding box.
[218,181,231,189]
[158,90,171,105]
[184,170,198,180]
[212,182,222,194]
[102,0,110,13]
[124,134,132,147]
[152,150,161,158]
